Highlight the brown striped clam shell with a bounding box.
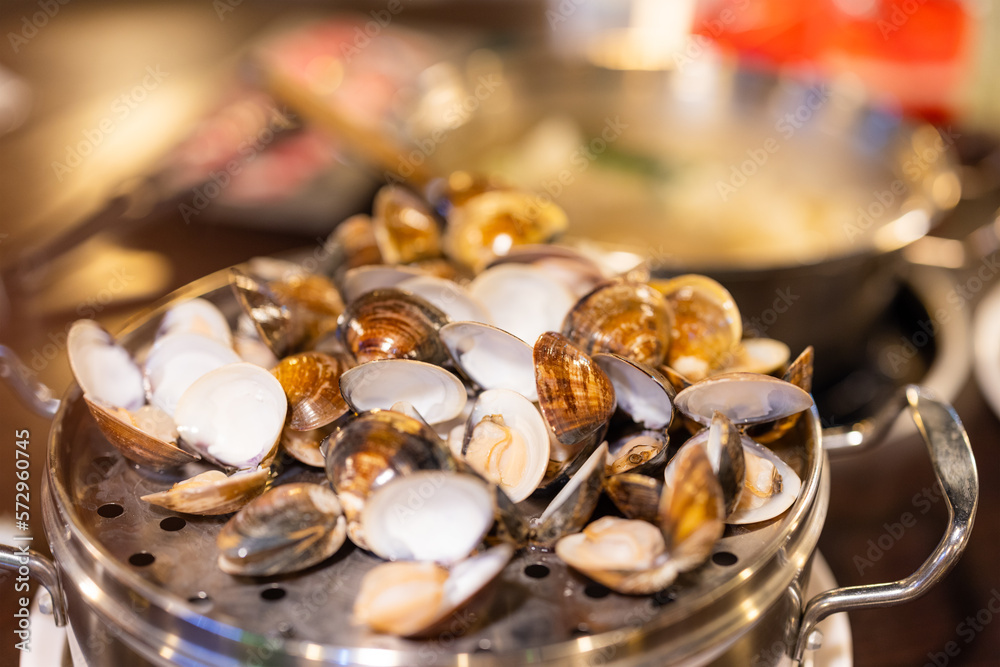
[271,351,352,431]
[337,288,449,365]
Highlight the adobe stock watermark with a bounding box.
[844,126,960,243]
[853,482,943,575]
[51,65,170,182]
[385,74,504,183]
[742,288,800,338]
[7,0,71,54]
[177,105,294,223]
[923,588,1000,667]
[716,85,829,201]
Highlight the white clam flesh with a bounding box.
[340,359,467,425]
[726,439,801,525]
[174,362,287,469]
[461,388,550,503]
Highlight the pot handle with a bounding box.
[0,345,60,419]
[793,385,979,662]
[0,544,67,627]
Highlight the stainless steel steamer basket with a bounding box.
[1,268,979,667]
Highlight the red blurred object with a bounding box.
[693,0,972,121]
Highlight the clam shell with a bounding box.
[532,441,607,547]
[372,185,443,265]
[68,319,145,411]
[653,275,741,381]
[727,439,801,525]
[143,332,241,417]
[561,281,673,367]
[340,359,467,425]
[444,189,568,270]
[604,473,663,522]
[141,467,269,515]
[156,298,232,346]
[331,214,383,269]
[723,338,791,376]
[398,275,490,324]
[280,423,335,468]
[85,398,199,469]
[272,351,351,431]
[174,362,287,470]
[673,413,747,517]
[217,482,346,576]
[752,346,814,444]
[440,321,537,402]
[485,244,606,298]
[605,431,669,477]
[673,372,814,427]
[230,268,296,357]
[461,388,550,503]
[658,442,725,571]
[593,353,674,431]
[324,410,455,526]
[361,471,494,564]
[425,170,507,217]
[337,288,449,365]
[341,264,424,303]
[534,332,616,449]
[468,264,576,345]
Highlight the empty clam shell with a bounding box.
[468,264,576,345]
[271,351,351,431]
[724,338,791,376]
[593,353,674,431]
[217,482,347,576]
[341,264,425,303]
[440,321,537,402]
[324,410,455,528]
[144,333,241,417]
[337,288,449,365]
[485,244,606,298]
[561,281,673,368]
[372,185,443,265]
[673,372,814,427]
[658,443,725,571]
[752,346,815,444]
[353,543,512,637]
[461,388,550,503]
[534,332,616,449]
[68,319,146,411]
[653,275,741,381]
[360,471,494,564]
[84,398,199,469]
[141,467,270,515]
[444,189,568,270]
[340,359,467,425]
[156,298,232,346]
[398,275,490,324]
[174,362,287,470]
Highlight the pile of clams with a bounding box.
[68,173,815,638]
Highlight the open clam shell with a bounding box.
[531,441,607,548]
[561,281,674,368]
[337,288,449,365]
[141,467,270,515]
[604,473,663,522]
[271,351,351,431]
[217,482,347,576]
[68,319,146,411]
[593,353,674,431]
[534,332,616,452]
[727,439,801,525]
[230,268,297,357]
[372,185,443,265]
[440,321,537,401]
[340,359,467,425]
[174,362,287,470]
[605,431,669,477]
[280,422,336,468]
[84,399,198,469]
[485,244,606,298]
[653,274,741,381]
[341,264,425,303]
[398,275,490,325]
[752,346,815,444]
[353,543,513,637]
[324,410,455,538]
[723,338,791,376]
[658,439,726,570]
[143,332,241,417]
[461,388,550,503]
[673,372,814,427]
[330,213,383,269]
[360,471,495,564]
[468,264,576,345]
[156,298,232,346]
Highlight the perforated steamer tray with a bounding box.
[44,266,827,667]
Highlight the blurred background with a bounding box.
[0,0,999,665]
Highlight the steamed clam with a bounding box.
[143,332,241,417]
[271,351,351,430]
[674,372,813,428]
[339,359,467,425]
[372,185,443,265]
[440,321,537,401]
[217,482,347,576]
[141,467,270,515]
[561,281,674,367]
[336,288,449,364]
[468,264,576,345]
[156,298,233,346]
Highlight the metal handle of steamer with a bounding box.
[0,545,67,627]
[793,385,979,662]
[0,345,60,418]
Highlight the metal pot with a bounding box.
[0,267,979,666]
